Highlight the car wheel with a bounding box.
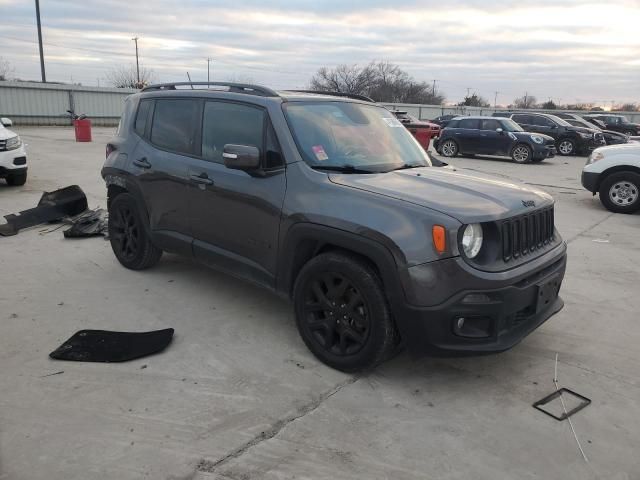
[440,139,458,157]
[511,144,532,163]
[293,251,400,372]
[108,193,163,269]
[6,171,27,186]
[598,171,640,214]
[557,139,575,156]
[624,130,635,137]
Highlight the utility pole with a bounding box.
[524,92,528,109]
[132,37,140,87]
[494,91,499,109]
[34,0,46,82]
[431,79,437,96]
[466,87,472,97]
[207,58,212,83]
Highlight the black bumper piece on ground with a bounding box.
[581,171,600,193]
[395,251,567,356]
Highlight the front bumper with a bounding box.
[393,244,567,356]
[0,145,28,173]
[581,170,599,193]
[533,143,556,159]
[578,138,606,155]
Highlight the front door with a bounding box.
[476,118,511,155]
[185,100,286,289]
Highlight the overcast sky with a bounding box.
[2,0,639,106]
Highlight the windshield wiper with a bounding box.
[311,165,375,174]
[386,163,426,172]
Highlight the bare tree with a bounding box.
[614,103,638,112]
[105,64,155,89]
[309,61,445,104]
[458,93,490,107]
[0,57,14,81]
[512,95,537,109]
[541,100,557,109]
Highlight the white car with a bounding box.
[0,117,28,186]
[582,143,640,213]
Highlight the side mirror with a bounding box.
[496,128,503,134]
[550,124,558,129]
[223,144,260,171]
[1,117,13,128]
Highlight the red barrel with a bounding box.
[73,119,92,142]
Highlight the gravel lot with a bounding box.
[1,127,638,480]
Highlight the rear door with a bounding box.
[184,100,287,288]
[454,118,481,151]
[130,97,201,254]
[477,118,511,155]
[511,114,535,132]
[530,114,558,138]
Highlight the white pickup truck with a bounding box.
[0,117,28,186]
[582,143,640,213]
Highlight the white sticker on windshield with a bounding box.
[382,117,403,127]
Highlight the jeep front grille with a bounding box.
[501,207,555,262]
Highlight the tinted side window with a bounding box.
[458,118,480,129]
[481,119,501,130]
[531,115,554,127]
[447,120,459,128]
[512,114,532,124]
[134,99,153,137]
[150,99,201,155]
[202,102,265,163]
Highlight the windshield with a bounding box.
[500,119,524,132]
[284,102,431,173]
[569,118,602,131]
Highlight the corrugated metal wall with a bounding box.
[0,82,137,126]
[1,82,639,126]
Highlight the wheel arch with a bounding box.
[596,165,640,191]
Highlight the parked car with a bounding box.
[0,117,28,186]
[583,114,640,137]
[493,112,605,156]
[102,82,567,372]
[430,114,458,128]
[434,116,556,163]
[554,112,629,146]
[582,143,640,213]
[390,110,440,150]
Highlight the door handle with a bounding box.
[133,157,151,169]
[190,173,214,186]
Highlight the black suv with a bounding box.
[102,82,567,372]
[435,116,556,163]
[493,112,605,156]
[553,112,629,146]
[582,114,640,136]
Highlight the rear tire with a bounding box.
[293,251,400,372]
[440,139,458,157]
[108,193,163,270]
[598,171,640,214]
[511,144,532,163]
[6,171,27,186]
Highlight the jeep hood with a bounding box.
[329,167,553,223]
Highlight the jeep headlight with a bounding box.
[6,135,21,151]
[461,223,483,258]
[586,151,604,165]
[531,135,544,145]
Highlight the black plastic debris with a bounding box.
[533,388,591,421]
[0,185,88,236]
[63,208,108,238]
[49,328,174,362]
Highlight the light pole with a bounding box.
[132,37,140,86]
[207,58,212,82]
[35,0,46,82]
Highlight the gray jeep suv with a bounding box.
[102,82,567,372]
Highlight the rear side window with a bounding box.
[150,99,201,155]
[134,99,153,137]
[531,115,554,127]
[458,118,480,129]
[447,120,459,128]
[480,119,501,130]
[202,102,265,163]
[512,114,532,124]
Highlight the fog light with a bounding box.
[453,316,492,338]
[462,293,491,304]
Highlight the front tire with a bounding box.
[511,144,532,163]
[557,139,575,156]
[108,193,163,270]
[598,171,640,214]
[293,252,400,372]
[440,139,458,157]
[6,171,27,186]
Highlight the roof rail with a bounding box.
[288,90,375,103]
[141,81,280,97]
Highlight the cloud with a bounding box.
[2,0,638,103]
